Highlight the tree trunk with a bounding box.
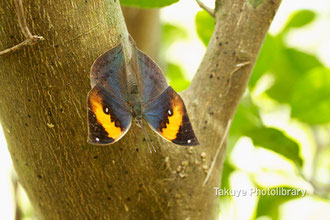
[122,7,160,61]
[0,0,281,219]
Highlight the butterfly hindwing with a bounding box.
[87,84,132,145]
[143,86,199,146]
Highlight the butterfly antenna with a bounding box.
[144,127,156,153]
[140,122,156,153]
[145,137,152,154]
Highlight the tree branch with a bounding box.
[182,0,281,215]
[14,0,33,39]
[203,119,231,186]
[196,0,215,17]
[0,0,43,56]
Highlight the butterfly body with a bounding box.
[87,37,199,146]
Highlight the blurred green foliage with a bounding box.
[166,63,191,91]
[161,23,188,49]
[290,67,330,124]
[255,186,304,219]
[194,8,330,219]
[120,0,179,8]
[195,11,215,46]
[283,10,316,31]
[161,23,191,91]
[246,127,302,166]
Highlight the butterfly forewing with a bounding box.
[135,48,168,105]
[88,42,133,145]
[90,44,128,102]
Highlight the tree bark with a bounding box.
[0,0,281,219]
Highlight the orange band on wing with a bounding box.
[160,96,183,140]
[89,93,122,140]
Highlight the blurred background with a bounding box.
[1,0,330,219]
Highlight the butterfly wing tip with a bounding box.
[172,137,200,146]
[187,140,200,146]
[191,141,200,146]
[87,137,115,146]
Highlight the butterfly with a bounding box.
[87,36,199,147]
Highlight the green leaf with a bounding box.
[195,10,215,46]
[230,94,303,166]
[161,23,188,49]
[120,0,179,8]
[165,63,190,92]
[267,48,322,103]
[283,10,316,32]
[256,187,305,219]
[221,162,235,189]
[249,34,281,88]
[246,127,303,166]
[229,94,262,153]
[231,94,262,134]
[290,67,330,124]
[284,48,323,73]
